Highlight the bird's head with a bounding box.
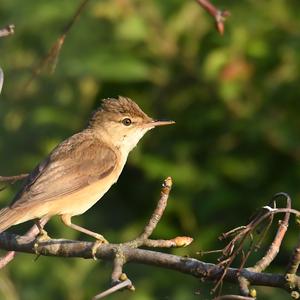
[88,96,174,152]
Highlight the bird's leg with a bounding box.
[61,214,108,260]
[33,218,51,255]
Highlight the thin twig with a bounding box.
[0,174,29,183]
[124,177,192,250]
[124,177,192,249]
[287,238,300,275]
[0,251,15,269]
[219,227,247,241]
[197,249,223,256]
[286,194,300,275]
[22,0,90,91]
[143,237,193,248]
[92,177,191,299]
[250,193,291,273]
[213,296,255,300]
[214,194,293,295]
[195,0,230,35]
[138,177,172,241]
[92,279,133,300]
[0,68,3,94]
[0,173,29,192]
[111,253,126,285]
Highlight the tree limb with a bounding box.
[0,217,49,269]
[0,233,296,294]
[0,179,299,299]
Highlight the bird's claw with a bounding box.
[91,234,108,260]
[33,229,51,257]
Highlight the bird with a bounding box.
[0,96,174,255]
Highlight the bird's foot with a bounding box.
[33,229,51,256]
[91,234,108,260]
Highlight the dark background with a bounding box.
[1,0,300,299]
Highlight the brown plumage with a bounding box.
[89,96,151,128]
[0,131,117,232]
[0,96,174,246]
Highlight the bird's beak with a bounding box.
[144,119,175,128]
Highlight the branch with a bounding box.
[124,177,192,249]
[250,193,291,273]
[213,296,255,300]
[0,217,49,269]
[0,179,299,299]
[0,234,296,294]
[0,173,29,183]
[195,0,230,35]
[0,177,193,298]
[97,177,192,296]
[208,194,296,296]
[22,0,90,92]
[92,279,133,300]
[0,68,3,95]
[287,238,300,275]
[0,173,29,192]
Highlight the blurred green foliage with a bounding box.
[0,0,300,299]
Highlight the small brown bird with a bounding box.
[0,96,174,253]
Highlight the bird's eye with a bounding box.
[122,118,132,126]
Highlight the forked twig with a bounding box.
[92,177,192,298]
[125,177,193,249]
[195,0,230,35]
[213,193,292,296]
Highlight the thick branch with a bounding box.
[0,217,49,269]
[0,233,295,293]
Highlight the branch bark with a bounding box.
[0,232,297,295]
[0,178,298,298]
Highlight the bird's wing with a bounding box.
[10,131,117,208]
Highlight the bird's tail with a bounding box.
[0,207,20,233]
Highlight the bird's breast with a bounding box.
[49,162,125,217]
